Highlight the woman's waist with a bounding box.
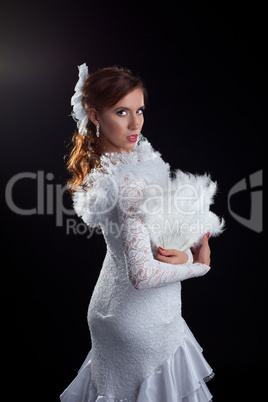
[88,298,184,347]
[89,280,182,327]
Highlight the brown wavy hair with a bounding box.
[66,66,147,194]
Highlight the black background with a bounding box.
[1,1,265,401]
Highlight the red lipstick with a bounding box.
[127,134,138,142]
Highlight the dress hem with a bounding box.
[60,322,213,402]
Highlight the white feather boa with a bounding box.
[73,136,224,250]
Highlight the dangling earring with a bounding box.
[96,123,100,138]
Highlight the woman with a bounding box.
[60,64,217,401]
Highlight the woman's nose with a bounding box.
[128,114,140,130]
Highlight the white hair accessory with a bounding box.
[71,63,89,136]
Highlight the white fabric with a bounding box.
[60,324,213,402]
[61,137,218,401]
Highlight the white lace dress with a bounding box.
[60,137,215,402]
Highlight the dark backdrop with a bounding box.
[1,1,265,401]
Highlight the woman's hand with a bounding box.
[156,247,189,265]
[155,233,211,266]
[191,233,211,266]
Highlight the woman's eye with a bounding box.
[117,110,127,116]
[116,108,144,116]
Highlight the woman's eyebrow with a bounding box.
[114,105,145,111]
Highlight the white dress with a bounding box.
[60,137,215,402]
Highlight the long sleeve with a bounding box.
[117,176,211,290]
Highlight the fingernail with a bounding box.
[206,232,210,238]
[159,247,164,251]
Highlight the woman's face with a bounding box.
[89,88,145,153]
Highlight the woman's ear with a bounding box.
[88,108,99,126]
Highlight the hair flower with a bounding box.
[71,63,89,136]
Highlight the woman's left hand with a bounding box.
[155,247,189,265]
[191,233,211,266]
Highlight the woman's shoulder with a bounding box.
[87,136,169,186]
[72,136,170,226]
[72,168,119,227]
[115,136,170,186]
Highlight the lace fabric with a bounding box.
[118,176,210,290]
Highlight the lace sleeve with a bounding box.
[118,177,211,290]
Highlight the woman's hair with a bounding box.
[66,66,147,194]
